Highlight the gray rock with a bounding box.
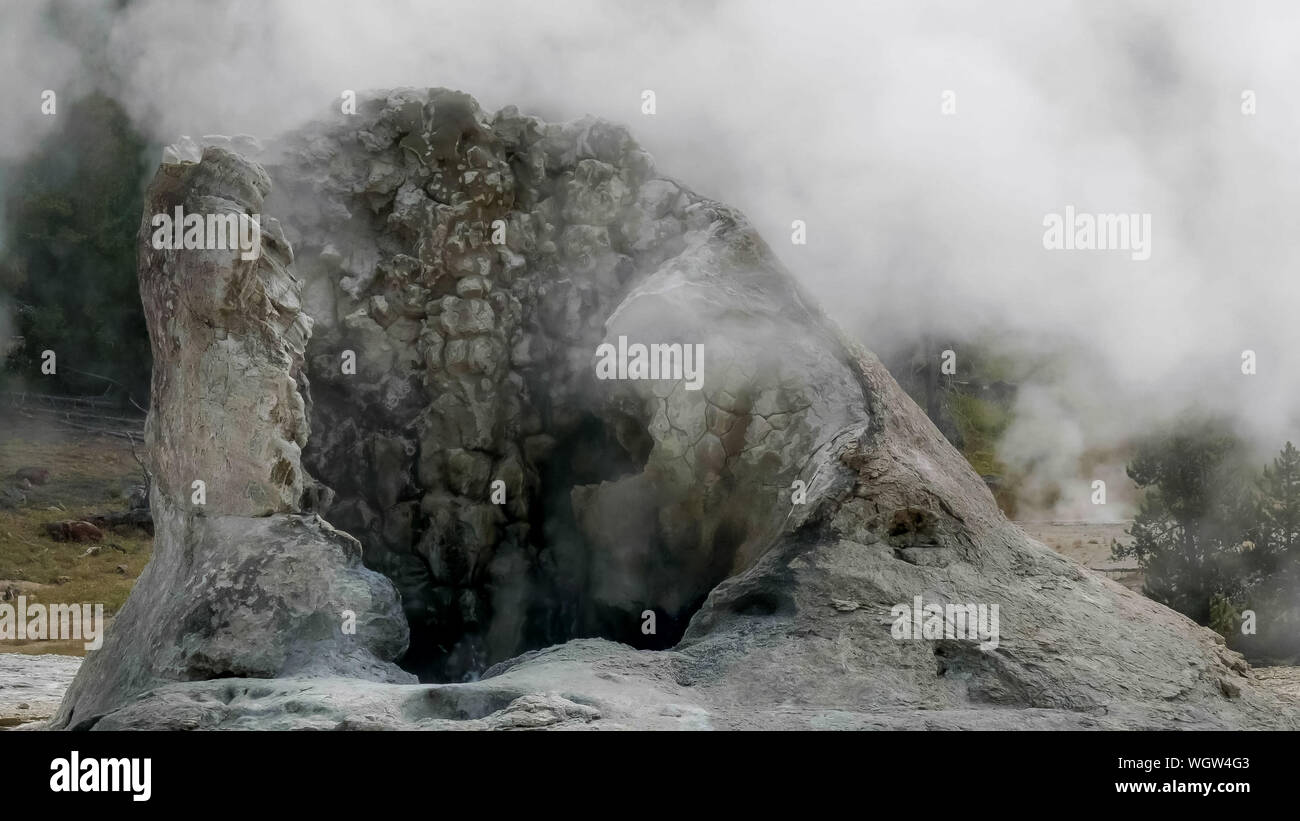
[53,89,1300,730]
[48,148,413,730]
[437,296,495,338]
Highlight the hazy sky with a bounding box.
[4,0,1299,516]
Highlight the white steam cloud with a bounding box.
[4,0,1299,517]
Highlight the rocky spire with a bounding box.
[51,146,413,730]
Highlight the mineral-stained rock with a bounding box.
[49,88,1300,730]
[50,147,413,730]
[268,88,851,677]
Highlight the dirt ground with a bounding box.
[1252,666,1300,707]
[0,413,153,638]
[1014,519,1144,592]
[0,413,148,728]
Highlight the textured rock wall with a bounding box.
[265,89,863,679]
[137,151,309,516]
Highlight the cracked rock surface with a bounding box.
[264,88,868,678]
[47,89,1300,730]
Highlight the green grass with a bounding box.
[949,391,1012,474]
[0,420,153,655]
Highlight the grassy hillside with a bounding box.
[0,417,152,655]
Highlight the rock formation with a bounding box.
[52,146,413,730]
[50,89,1300,729]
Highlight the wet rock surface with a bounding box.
[47,88,1300,730]
[0,654,81,728]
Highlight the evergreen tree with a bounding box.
[1261,441,1300,566]
[1230,442,1300,663]
[1114,420,1256,623]
[1,92,152,404]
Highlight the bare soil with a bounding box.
[1015,519,1144,591]
[0,414,153,636]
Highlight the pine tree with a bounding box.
[1227,441,1300,663]
[1114,420,1255,623]
[1261,441,1300,565]
[1,92,152,403]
